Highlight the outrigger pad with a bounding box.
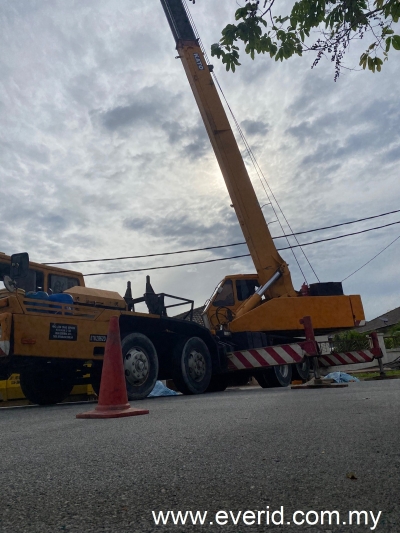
[291,377,348,389]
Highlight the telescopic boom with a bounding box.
[160,0,296,300]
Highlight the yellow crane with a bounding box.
[161,0,364,337]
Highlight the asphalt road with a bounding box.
[0,380,399,533]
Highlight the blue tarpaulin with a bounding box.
[324,372,360,383]
[147,381,179,397]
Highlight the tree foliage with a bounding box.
[211,0,400,80]
[332,330,370,351]
[384,323,400,348]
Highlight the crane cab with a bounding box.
[202,274,260,330]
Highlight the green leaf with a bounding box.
[359,53,368,69]
[392,35,400,50]
[215,0,394,76]
[367,56,375,72]
[211,43,221,58]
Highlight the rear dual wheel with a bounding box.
[292,359,311,382]
[254,365,292,388]
[172,337,212,395]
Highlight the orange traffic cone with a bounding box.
[76,316,149,419]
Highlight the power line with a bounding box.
[293,220,400,245]
[83,220,400,276]
[341,234,400,282]
[45,209,400,265]
[283,208,400,236]
[84,254,250,276]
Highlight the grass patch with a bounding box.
[355,369,400,380]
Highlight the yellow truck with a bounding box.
[0,252,215,404]
[0,0,370,405]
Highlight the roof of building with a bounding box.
[357,305,400,333]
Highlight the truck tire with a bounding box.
[90,361,103,396]
[292,359,311,382]
[268,365,292,387]
[254,365,292,388]
[172,337,212,395]
[19,363,75,405]
[121,333,158,400]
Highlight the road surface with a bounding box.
[0,380,399,532]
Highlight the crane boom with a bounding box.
[160,0,296,299]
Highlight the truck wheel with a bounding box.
[292,359,310,382]
[172,337,212,395]
[19,363,75,405]
[121,333,158,400]
[254,365,292,388]
[267,365,292,387]
[90,361,103,396]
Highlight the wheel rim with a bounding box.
[124,347,150,386]
[187,350,206,382]
[278,365,289,378]
[300,361,308,372]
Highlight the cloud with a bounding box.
[99,86,181,133]
[383,144,400,163]
[241,119,269,136]
[0,0,399,321]
[123,203,244,248]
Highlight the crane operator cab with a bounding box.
[203,274,260,330]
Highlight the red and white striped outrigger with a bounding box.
[227,316,383,372]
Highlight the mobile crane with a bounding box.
[0,0,374,405]
[160,0,366,382]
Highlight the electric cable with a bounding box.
[82,220,400,276]
[341,234,400,282]
[45,212,400,265]
[277,209,400,236]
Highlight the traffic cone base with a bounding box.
[76,316,150,419]
[76,404,149,419]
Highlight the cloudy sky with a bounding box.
[1,0,399,321]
